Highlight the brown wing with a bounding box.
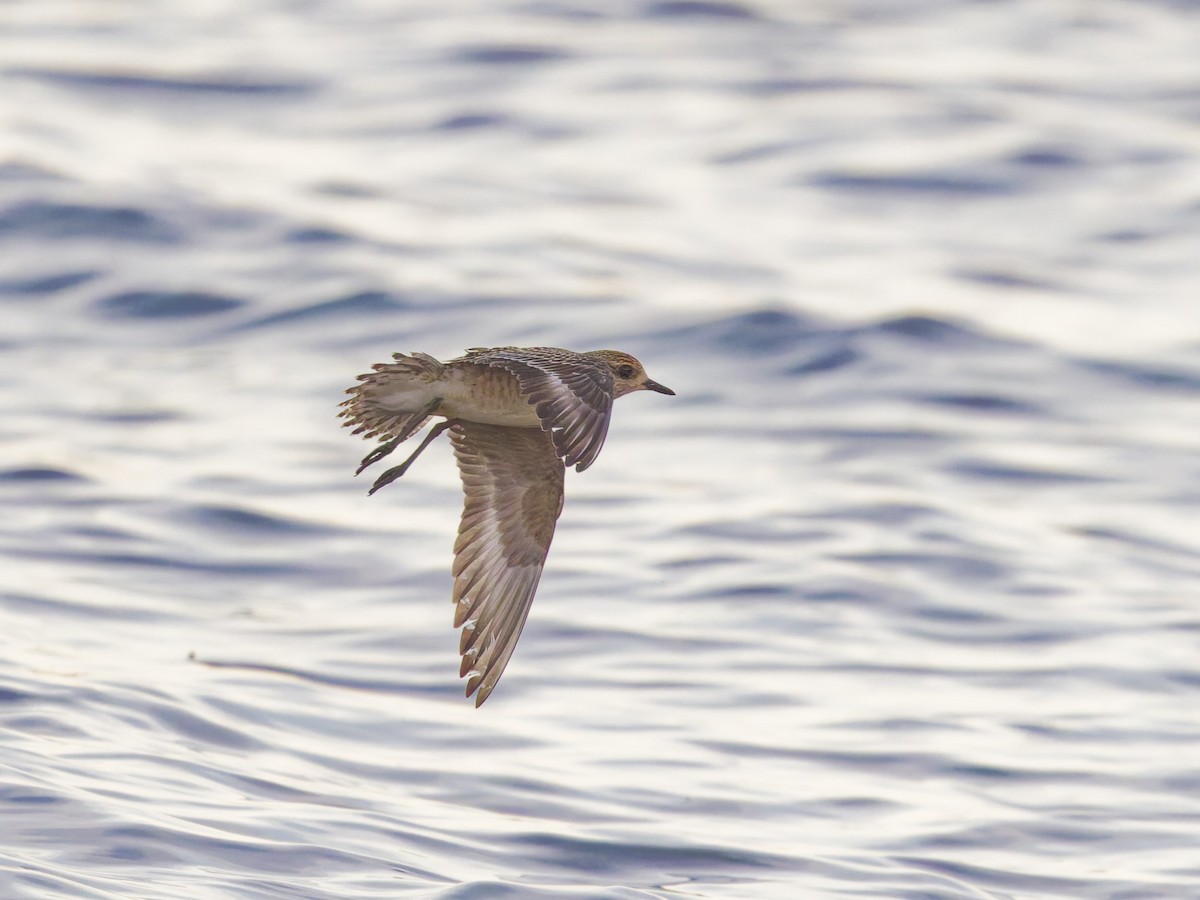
[458,347,614,472]
[449,422,565,706]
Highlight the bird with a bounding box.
[338,346,675,706]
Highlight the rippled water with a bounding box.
[3,1,1200,897]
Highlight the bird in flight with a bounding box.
[339,346,675,706]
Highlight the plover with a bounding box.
[339,347,674,706]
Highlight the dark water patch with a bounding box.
[0,201,179,243]
[901,821,1119,854]
[520,2,611,22]
[1010,146,1085,169]
[435,112,509,131]
[206,696,496,756]
[1163,670,1200,691]
[284,226,350,244]
[7,67,315,98]
[802,584,889,607]
[83,409,180,425]
[1078,358,1200,394]
[536,622,741,656]
[992,665,1193,694]
[1071,526,1200,560]
[96,290,245,319]
[734,310,1029,388]
[0,161,64,182]
[788,343,859,376]
[234,290,407,331]
[600,242,774,280]
[0,466,85,483]
[297,742,539,786]
[193,658,434,696]
[15,546,298,577]
[1007,582,1071,599]
[836,551,1007,584]
[437,775,618,826]
[660,307,819,355]
[644,0,761,19]
[800,425,949,450]
[0,270,98,296]
[701,741,948,773]
[0,683,40,704]
[811,502,942,526]
[917,391,1044,415]
[693,582,794,601]
[9,869,172,900]
[816,662,1135,689]
[311,180,379,198]
[679,517,830,543]
[206,766,363,808]
[451,45,567,66]
[661,554,745,570]
[810,170,1016,197]
[184,504,339,538]
[909,604,1006,626]
[1014,721,1196,745]
[901,622,1091,649]
[837,717,965,735]
[140,702,262,750]
[1,591,179,623]
[889,855,1127,896]
[953,267,1062,291]
[734,77,892,97]
[945,459,1109,485]
[809,793,898,813]
[1094,227,1155,243]
[0,785,66,804]
[439,883,607,899]
[701,741,1095,785]
[511,831,785,876]
[57,522,138,541]
[712,139,799,165]
[865,313,999,348]
[89,824,374,873]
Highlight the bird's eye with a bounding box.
[616,364,635,378]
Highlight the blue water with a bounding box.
[3,1,1200,897]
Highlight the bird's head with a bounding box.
[591,351,676,399]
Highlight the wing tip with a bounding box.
[465,672,491,706]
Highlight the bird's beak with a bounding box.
[643,378,675,396]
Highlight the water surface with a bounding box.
[2,1,1200,897]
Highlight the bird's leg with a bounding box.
[356,400,440,475]
[367,420,456,496]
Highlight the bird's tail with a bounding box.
[338,351,444,442]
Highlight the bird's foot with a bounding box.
[365,420,455,496]
[355,400,441,475]
[357,435,405,475]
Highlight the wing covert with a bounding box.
[458,347,614,471]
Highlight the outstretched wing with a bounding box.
[449,422,565,706]
[459,347,614,471]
